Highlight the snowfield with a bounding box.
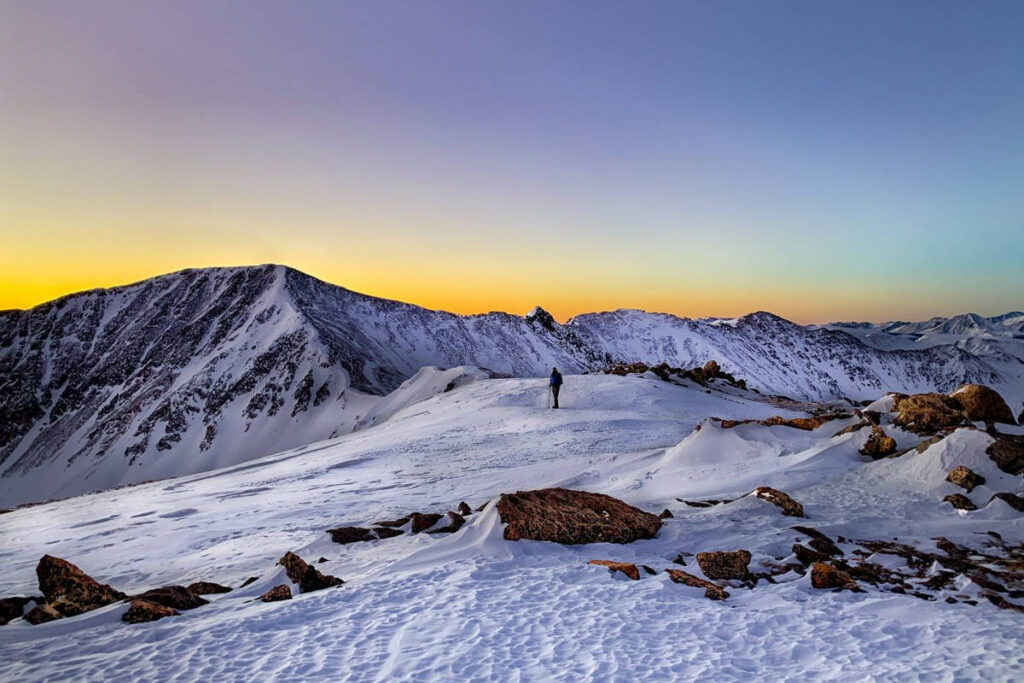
[2,373,1023,681]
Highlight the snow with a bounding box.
[2,373,1023,680]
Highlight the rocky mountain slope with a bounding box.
[0,264,1020,505]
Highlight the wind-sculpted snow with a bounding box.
[0,265,1019,506]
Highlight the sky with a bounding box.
[1,1,1022,323]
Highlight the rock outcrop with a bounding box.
[990,492,1024,512]
[752,487,805,517]
[946,466,985,492]
[23,555,126,624]
[810,563,857,590]
[951,384,1017,425]
[943,494,977,511]
[122,599,178,624]
[278,552,344,593]
[187,581,232,596]
[860,426,897,458]
[892,393,966,435]
[134,586,208,611]
[695,550,751,580]
[260,585,292,602]
[497,488,661,544]
[987,434,1024,475]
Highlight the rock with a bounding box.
[665,569,729,600]
[943,494,977,511]
[373,527,404,539]
[950,384,1017,425]
[793,544,830,566]
[833,421,869,437]
[496,488,661,544]
[588,560,641,580]
[914,435,944,454]
[659,509,674,519]
[702,360,720,377]
[23,604,61,625]
[410,513,444,534]
[122,599,178,624]
[278,552,344,593]
[33,555,126,620]
[860,426,897,458]
[946,466,986,492]
[240,576,259,588]
[695,550,751,580]
[186,581,232,595]
[427,511,466,534]
[810,563,856,590]
[134,586,208,610]
[317,558,328,564]
[373,516,411,528]
[987,434,1024,475]
[457,502,473,516]
[327,526,376,544]
[260,585,292,602]
[650,362,673,381]
[671,554,687,566]
[990,492,1024,511]
[0,597,35,625]
[892,393,966,435]
[752,487,805,517]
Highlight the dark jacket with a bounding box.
[550,371,563,387]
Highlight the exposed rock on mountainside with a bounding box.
[752,487,805,517]
[892,393,967,435]
[278,552,343,593]
[122,599,178,624]
[497,488,661,544]
[24,555,126,623]
[946,466,985,492]
[951,384,1017,425]
[860,426,897,458]
[695,550,751,580]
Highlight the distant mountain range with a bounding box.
[1,264,1021,505]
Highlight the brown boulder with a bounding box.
[702,360,720,377]
[793,544,830,566]
[860,426,897,458]
[943,494,977,511]
[951,385,1017,425]
[327,526,376,544]
[260,585,292,602]
[122,599,178,624]
[23,604,61,625]
[134,586,208,610]
[0,597,36,625]
[792,527,843,556]
[373,527,404,539]
[946,466,986,492]
[588,560,641,580]
[278,552,344,593]
[410,513,444,533]
[457,502,473,516]
[752,487,805,517]
[810,563,857,590]
[659,509,674,519]
[34,555,126,620]
[892,393,966,435]
[696,550,751,580]
[497,488,661,544]
[990,492,1024,511]
[187,581,232,596]
[987,434,1024,475]
[665,569,729,600]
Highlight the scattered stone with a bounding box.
[588,560,641,580]
[410,513,444,534]
[457,502,473,516]
[659,509,674,519]
[946,466,986,492]
[134,586,208,610]
[187,581,232,595]
[665,569,729,600]
[240,576,259,588]
[122,599,178,624]
[792,527,843,556]
[793,544,830,566]
[752,487,805,517]
[641,565,657,576]
[496,488,661,544]
[696,550,751,580]
[987,434,1024,475]
[892,393,966,435]
[951,384,1017,425]
[260,585,292,602]
[428,511,466,534]
[810,563,857,590]
[278,552,344,593]
[317,558,329,564]
[374,527,404,539]
[0,597,37,625]
[990,492,1024,512]
[833,421,870,437]
[860,426,897,458]
[327,526,376,544]
[671,554,687,566]
[943,494,977,511]
[23,604,61,625]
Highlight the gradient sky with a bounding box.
[2,1,1022,323]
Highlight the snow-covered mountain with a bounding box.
[1,264,1020,506]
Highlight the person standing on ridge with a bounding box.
[549,367,563,409]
